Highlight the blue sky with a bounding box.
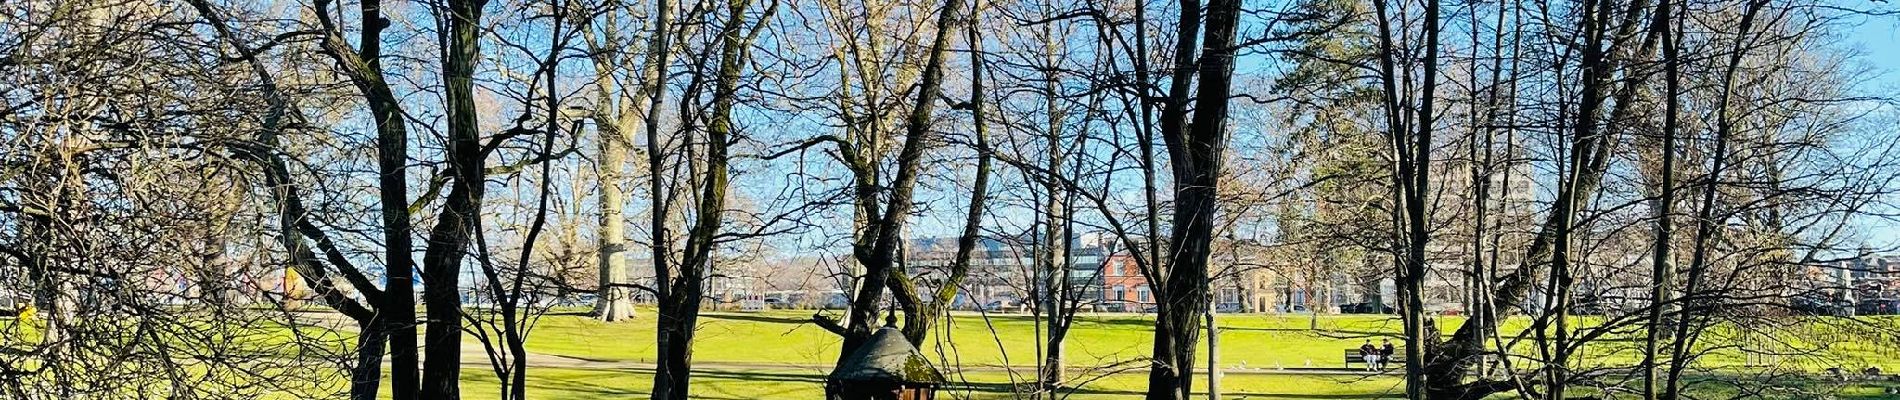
[1844,12,1900,84]
[1841,12,1900,251]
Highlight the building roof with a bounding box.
[827,326,945,386]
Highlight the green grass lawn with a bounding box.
[519,309,1417,369]
[515,309,1900,371]
[11,309,1900,398]
[489,309,1900,398]
[453,367,1409,400]
[452,365,1900,400]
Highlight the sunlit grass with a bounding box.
[449,366,1409,400]
[9,308,1900,398]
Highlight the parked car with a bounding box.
[982,300,1010,312]
[1791,295,1852,316]
[1340,302,1394,314]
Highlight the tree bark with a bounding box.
[1146,0,1243,397]
[594,87,635,321]
[1420,0,1667,395]
[1206,297,1220,400]
[884,2,993,347]
[419,0,490,398]
[652,0,767,397]
[825,0,968,374]
[644,0,680,390]
[1402,0,1440,397]
[1037,41,1071,391]
[1641,0,1681,397]
[349,321,390,400]
[305,0,425,396]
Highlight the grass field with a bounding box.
[11,309,1900,398]
[520,309,1418,369]
[436,309,1900,399]
[454,367,1409,400]
[514,309,1900,371]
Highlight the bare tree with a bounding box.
[798,0,972,381]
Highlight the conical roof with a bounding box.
[828,326,946,386]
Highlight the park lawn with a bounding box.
[0,313,353,366]
[453,366,1409,400]
[516,310,1417,370]
[514,310,1900,373]
[454,366,1900,399]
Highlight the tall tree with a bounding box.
[890,0,995,347]
[1662,1,1768,398]
[582,0,660,322]
[1419,0,1670,395]
[806,0,970,374]
[1374,0,1440,395]
[307,0,425,396]
[418,0,494,397]
[649,0,774,398]
[1144,0,1245,397]
[1641,0,1683,396]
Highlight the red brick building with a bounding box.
[1098,254,1155,312]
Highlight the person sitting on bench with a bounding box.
[1380,339,1397,372]
[1359,340,1379,372]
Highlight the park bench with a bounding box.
[1343,349,1405,368]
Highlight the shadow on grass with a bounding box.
[516,367,1401,399]
[1221,327,1400,339]
[509,368,828,400]
[703,313,822,325]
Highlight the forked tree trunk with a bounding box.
[652,0,764,397]
[1146,0,1243,397]
[824,0,968,383]
[419,0,490,398]
[884,0,993,348]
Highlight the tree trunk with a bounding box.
[596,121,635,322]
[353,0,421,395]
[1146,0,1242,397]
[1419,0,1667,394]
[1641,0,1681,397]
[1662,2,1763,397]
[584,0,642,324]
[1039,189,1069,395]
[1369,0,1440,394]
[1206,298,1220,400]
[653,0,762,396]
[642,0,679,394]
[825,0,967,377]
[885,3,994,346]
[304,0,423,395]
[350,321,390,400]
[419,0,490,398]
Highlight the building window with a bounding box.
[1113,285,1127,301]
[1137,285,1151,302]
